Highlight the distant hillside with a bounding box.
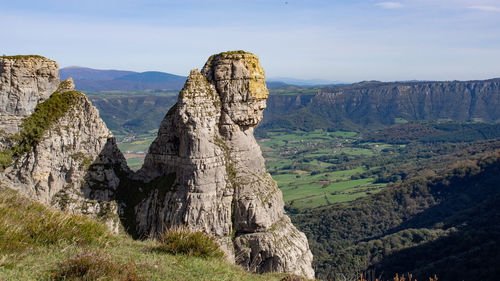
[114,71,186,83]
[259,78,500,132]
[88,93,177,135]
[60,66,187,91]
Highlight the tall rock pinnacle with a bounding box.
[134,51,314,278]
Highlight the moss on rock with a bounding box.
[0,84,85,170]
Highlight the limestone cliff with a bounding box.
[133,51,314,277]
[0,56,130,232]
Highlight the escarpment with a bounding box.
[0,56,130,232]
[132,51,314,277]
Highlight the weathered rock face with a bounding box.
[0,58,130,232]
[134,51,314,278]
[0,56,59,135]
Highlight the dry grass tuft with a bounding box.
[51,250,142,281]
[154,226,224,259]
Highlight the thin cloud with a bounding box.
[375,2,404,9]
[468,5,500,12]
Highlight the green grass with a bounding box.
[118,138,155,153]
[0,187,284,281]
[281,178,374,202]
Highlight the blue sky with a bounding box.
[2,0,500,82]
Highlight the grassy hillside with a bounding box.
[0,187,284,281]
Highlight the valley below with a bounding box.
[88,78,500,280]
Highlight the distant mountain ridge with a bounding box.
[259,77,500,132]
[60,66,187,92]
[60,66,136,81]
[267,77,342,86]
[61,66,346,92]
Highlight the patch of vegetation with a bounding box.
[0,55,47,60]
[0,86,84,171]
[0,187,112,255]
[0,150,14,171]
[70,152,92,171]
[218,50,250,56]
[365,121,500,144]
[155,227,224,259]
[51,250,142,281]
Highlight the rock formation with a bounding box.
[0,56,59,135]
[0,56,130,232]
[133,51,314,278]
[0,52,314,278]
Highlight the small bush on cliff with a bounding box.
[155,227,224,258]
[51,250,142,281]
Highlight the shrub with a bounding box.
[155,227,224,258]
[51,251,142,281]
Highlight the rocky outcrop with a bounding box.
[0,56,130,232]
[0,56,59,135]
[133,51,314,278]
[0,52,314,277]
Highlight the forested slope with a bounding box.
[292,149,500,280]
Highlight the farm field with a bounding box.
[257,129,394,210]
[116,130,157,170]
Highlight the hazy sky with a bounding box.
[2,0,500,82]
